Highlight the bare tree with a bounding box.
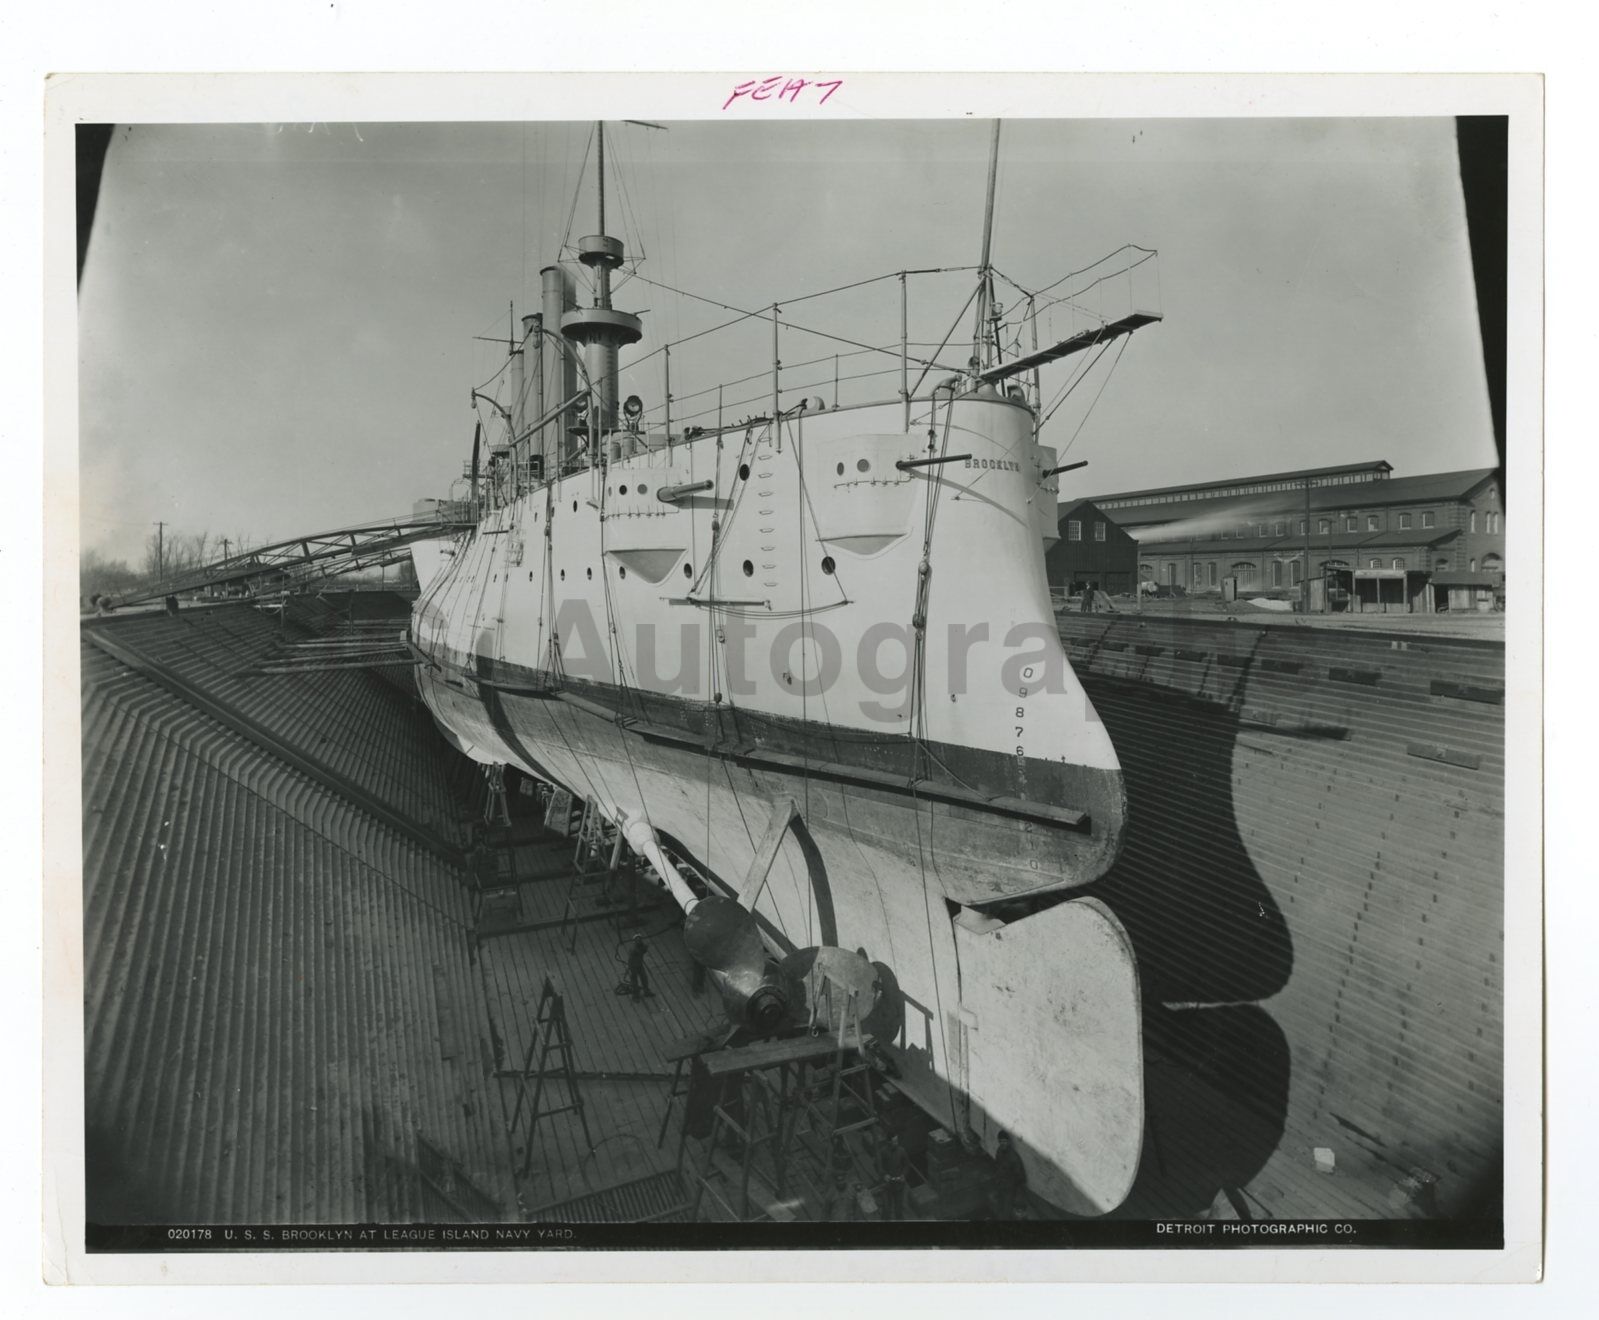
[142,529,215,580]
[79,550,142,602]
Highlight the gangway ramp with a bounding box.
[107,510,474,608]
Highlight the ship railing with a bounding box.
[610,248,1160,449]
[468,246,1159,503]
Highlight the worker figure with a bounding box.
[879,1132,910,1221]
[1079,581,1094,613]
[821,1173,859,1223]
[990,1130,1028,1220]
[624,935,653,1000]
[829,1134,853,1185]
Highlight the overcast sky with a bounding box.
[77,116,1496,562]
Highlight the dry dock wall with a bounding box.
[1058,613,1504,1221]
[80,609,508,1224]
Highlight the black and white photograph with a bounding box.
[41,71,1543,1284]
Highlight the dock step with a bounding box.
[530,1168,690,1223]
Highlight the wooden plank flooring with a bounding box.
[480,884,724,1077]
[476,873,730,1213]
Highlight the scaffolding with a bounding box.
[677,971,888,1222]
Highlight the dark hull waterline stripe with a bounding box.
[443,658,847,954]
[463,652,1096,834]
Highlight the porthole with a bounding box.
[856,458,871,473]
[683,562,693,578]
[618,565,627,579]
[528,571,534,581]
[619,484,628,495]
[586,567,593,580]
[836,462,845,476]
[560,569,566,581]
[739,463,751,481]
[742,559,754,578]
[638,483,648,495]
[821,556,836,575]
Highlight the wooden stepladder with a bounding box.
[805,968,880,1144]
[507,977,594,1178]
[559,798,625,951]
[482,763,512,829]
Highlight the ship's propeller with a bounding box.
[777,945,903,1045]
[681,895,794,1034]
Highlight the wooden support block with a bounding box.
[1430,679,1505,705]
[1328,666,1382,686]
[739,797,800,911]
[1406,742,1483,771]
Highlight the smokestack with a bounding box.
[563,237,641,436]
[522,312,543,475]
[541,264,577,464]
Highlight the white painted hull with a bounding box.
[412,393,1144,1213]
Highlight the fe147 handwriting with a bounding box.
[724,77,843,111]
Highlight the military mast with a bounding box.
[561,123,644,449]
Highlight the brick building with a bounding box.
[1081,461,1504,608]
[1045,498,1140,596]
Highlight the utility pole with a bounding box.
[220,537,231,561]
[1302,478,1313,614]
[153,521,166,584]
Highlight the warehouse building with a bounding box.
[1046,498,1140,598]
[1082,461,1504,611]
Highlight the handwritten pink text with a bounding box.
[723,77,844,111]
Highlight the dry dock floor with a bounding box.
[475,858,727,1215]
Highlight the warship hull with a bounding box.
[412,392,1145,1214]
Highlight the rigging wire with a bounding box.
[559,125,595,261]
[469,353,515,396]
[1030,328,1117,436]
[1037,332,1121,435]
[791,411,812,945]
[903,389,964,1131]
[907,282,982,401]
[996,244,1159,302]
[631,273,971,379]
[1053,335,1132,457]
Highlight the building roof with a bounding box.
[1354,528,1461,550]
[1133,529,1458,557]
[1056,497,1138,536]
[1082,460,1393,506]
[1093,468,1498,528]
[1056,497,1102,522]
[1431,570,1505,587]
